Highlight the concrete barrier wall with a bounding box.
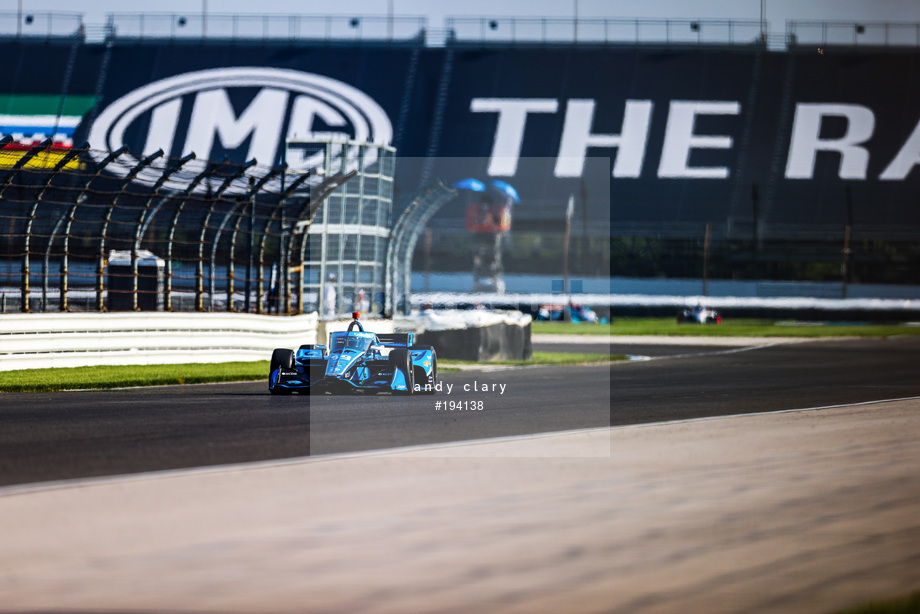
[0,312,319,372]
[0,310,530,371]
[395,310,533,362]
[415,322,533,362]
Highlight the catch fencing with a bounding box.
[0,139,384,315]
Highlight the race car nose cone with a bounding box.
[325,352,359,378]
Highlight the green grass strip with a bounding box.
[0,361,269,393]
[532,319,920,338]
[5,318,917,392]
[1,352,621,393]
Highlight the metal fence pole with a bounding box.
[196,160,254,311]
[235,166,284,312]
[165,162,215,311]
[277,170,316,314]
[61,146,126,311]
[42,216,66,311]
[224,202,242,312]
[220,169,283,312]
[257,202,284,314]
[6,139,53,313]
[385,181,457,316]
[97,149,163,311]
[24,143,83,312]
[252,168,290,314]
[131,153,194,310]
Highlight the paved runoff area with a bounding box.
[2,399,920,613]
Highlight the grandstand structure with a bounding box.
[1,12,919,312]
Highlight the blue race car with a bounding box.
[269,313,438,395]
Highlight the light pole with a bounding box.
[388,0,393,40]
[573,0,578,43]
[563,194,574,319]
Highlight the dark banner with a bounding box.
[2,40,919,234]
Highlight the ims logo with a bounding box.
[87,67,392,190]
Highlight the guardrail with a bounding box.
[105,13,427,42]
[787,20,920,48]
[4,13,920,50]
[0,312,317,371]
[445,17,766,46]
[0,11,83,39]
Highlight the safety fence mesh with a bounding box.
[0,140,373,314]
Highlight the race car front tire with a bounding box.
[269,348,294,395]
[410,345,438,394]
[388,348,414,394]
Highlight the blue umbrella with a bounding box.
[453,178,486,192]
[489,180,520,203]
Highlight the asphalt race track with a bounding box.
[3,336,920,487]
[4,336,920,614]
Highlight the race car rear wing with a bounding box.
[375,333,415,348]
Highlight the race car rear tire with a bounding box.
[269,348,294,395]
[411,345,437,394]
[388,348,414,394]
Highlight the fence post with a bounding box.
[60,201,78,312]
[258,202,284,314]
[30,144,85,312]
[165,161,214,311]
[196,159,255,311]
[237,167,285,312]
[97,149,163,311]
[278,169,317,314]
[5,139,53,313]
[224,203,242,312]
[132,152,194,311]
[703,222,711,296]
[59,147,126,312]
[254,167,290,314]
